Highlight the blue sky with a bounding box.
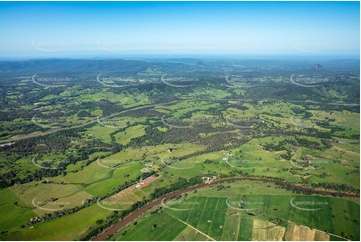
[0,1,359,58]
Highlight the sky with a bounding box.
[0,1,359,58]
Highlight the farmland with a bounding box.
[0,58,359,240]
[111,180,359,241]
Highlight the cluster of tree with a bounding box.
[263,137,330,152]
[0,129,80,155]
[0,128,124,188]
[149,177,203,200]
[150,206,162,215]
[310,182,359,194]
[216,184,229,190]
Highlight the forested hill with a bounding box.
[0,59,153,76]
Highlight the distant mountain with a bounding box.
[0,59,153,75]
[197,60,205,66]
[312,64,324,70]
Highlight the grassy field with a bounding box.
[114,211,187,241]
[6,147,148,219]
[156,126,167,132]
[224,135,360,188]
[221,209,241,240]
[173,226,211,241]
[110,180,359,241]
[239,102,360,137]
[67,89,151,108]
[309,110,359,132]
[186,87,232,99]
[64,159,144,197]
[114,125,147,145]
[154,100,221,119]
[10,177,94,217]
[1,82,359,242]
[83,126,117,143]
[238,217,253,240]
[0,188,37,235]
[4,203,111,241]
[149,132,359,189]
[2,131,358,241]
[65,151,111,172]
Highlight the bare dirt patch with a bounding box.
[314,230,330,241]
[285,222,328,241]
[108,175,159,204]
[229,211,240,216]
[252,219,286,241]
